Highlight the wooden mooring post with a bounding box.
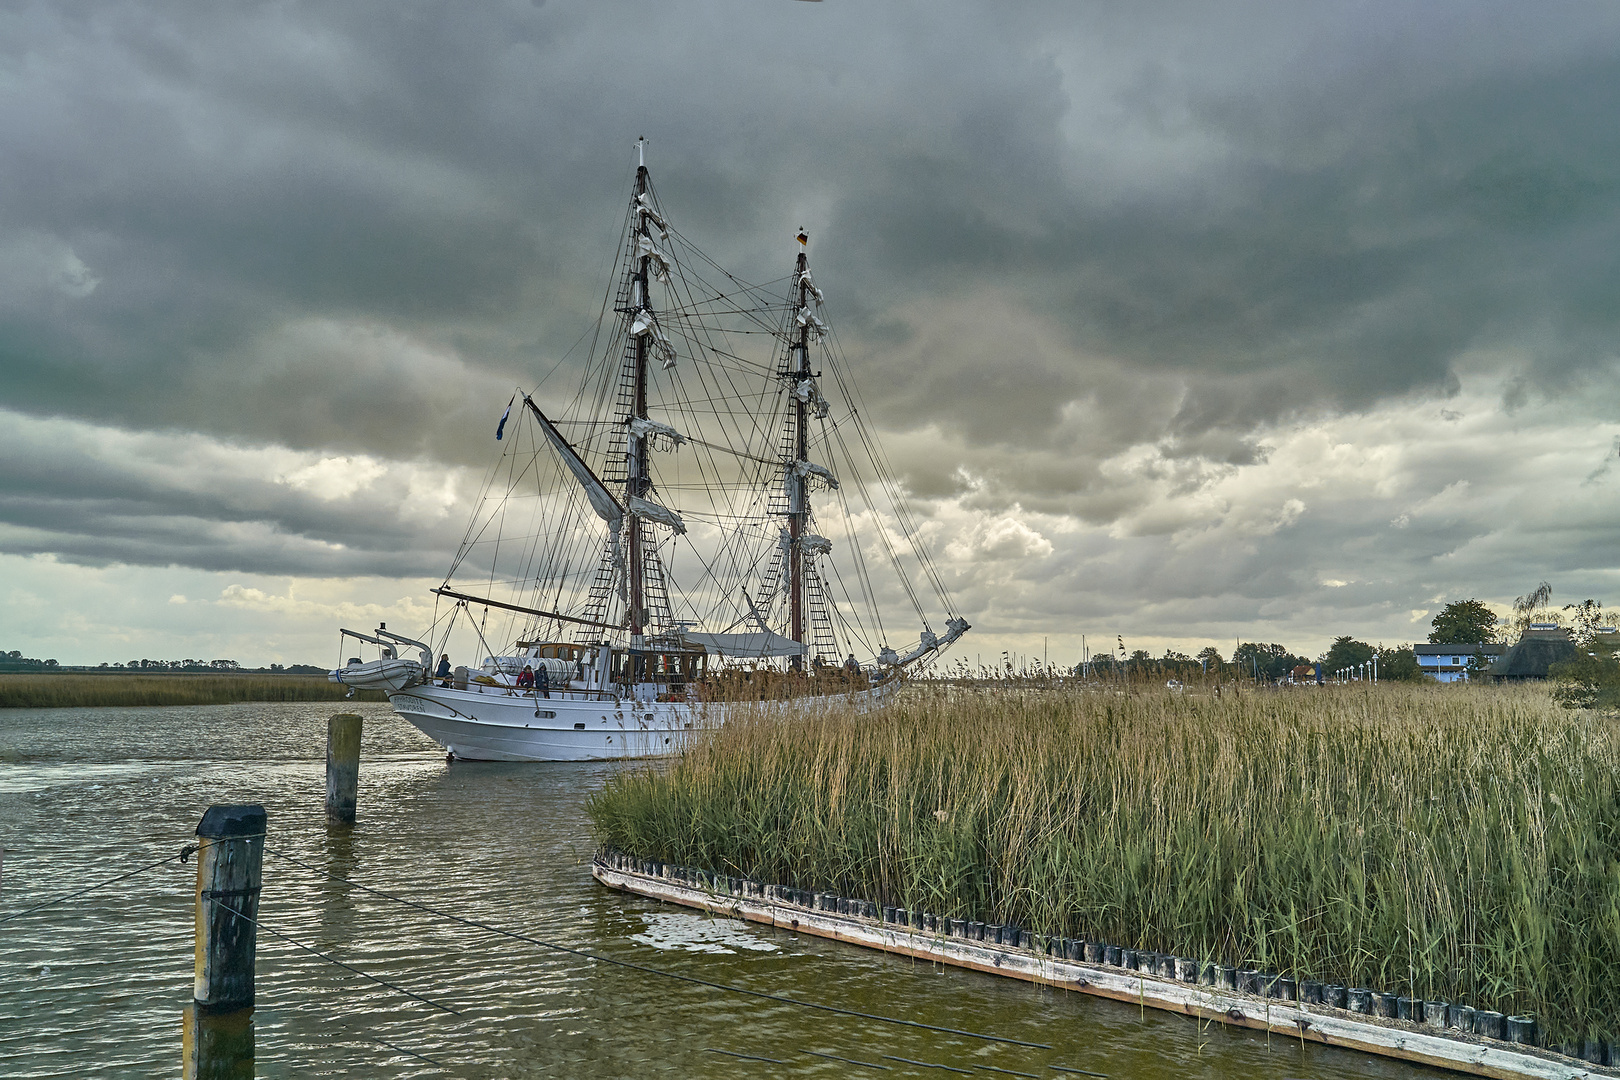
[326,713,362,824]
[184,803,263,1080]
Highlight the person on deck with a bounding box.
[535,663,550,699]
[517,664,535,690]
[843,653,860,678]
[436,653,452,687]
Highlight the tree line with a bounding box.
[1063,588,1608,686]
[0,651,326,675]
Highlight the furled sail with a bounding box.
[635,192,668,238]
[636,235,671,282]
[797,533,832,556]
[629,416,686,446]
[795,307,828,338]
[795,267,825,305]
[628,495,686,534]
[628,309,678,369]
[794,378,831,419]
[791,459,839,489]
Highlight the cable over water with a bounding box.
[0,848,189,925]
[216,906,463,1018]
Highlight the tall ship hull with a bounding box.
[383,680,900,763]
[332,143,966,762]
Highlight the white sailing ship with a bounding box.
[331,144,968,761]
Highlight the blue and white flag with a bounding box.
[495,395,515,441]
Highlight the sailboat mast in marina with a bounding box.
[332,144,969,760]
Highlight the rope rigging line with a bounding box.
[0,847,191,925]
[216,906,463,1017]
[824,323,956,614]
[259,845,1051,1051]
[358,1032,444,1068]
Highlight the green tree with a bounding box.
[1323,636,1374,674]
[1378,644,1424,681]
[1428,600,1499,645]
[1563,599,1607,644]
[1550,632,1620,708]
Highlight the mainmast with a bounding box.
[780,230,835,666]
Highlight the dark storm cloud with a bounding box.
[5,0,1620,590]
[0,410,465,575]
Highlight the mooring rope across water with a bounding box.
[217,906,464,1017]
[0,847,191,925]
[260,844,1052,1050]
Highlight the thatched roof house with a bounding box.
[1487,625,1576,681]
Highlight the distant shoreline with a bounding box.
[0,672,387,708]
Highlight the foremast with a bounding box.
[628,153,651,637]
[594,138,686,645]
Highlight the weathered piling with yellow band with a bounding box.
[193,803,264,1010]
[186,803,264,1078]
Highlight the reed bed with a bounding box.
[0,673,383,708]
[589,683,1620,1046]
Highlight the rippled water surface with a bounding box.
[0,704,1451,1078]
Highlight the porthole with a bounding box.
[574,722,586,730]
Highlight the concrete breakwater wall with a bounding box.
[593,851,1615,1080]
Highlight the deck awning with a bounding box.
[675,630,806,658]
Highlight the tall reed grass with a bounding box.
[589,683,1620,1046]
[0,673,384,708]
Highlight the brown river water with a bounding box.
[0,703,1450,1079]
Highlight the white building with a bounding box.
[1414,643,1508,683]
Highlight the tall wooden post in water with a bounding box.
[193,803,264,1009]
[325,713,362,824]
[186,803,263,1078]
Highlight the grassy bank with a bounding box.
[0,673,385,708]
[589,683,1620,1047]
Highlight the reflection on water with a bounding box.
[184,1003,255,1080]
[631,911,781,955]
[0,704,1452,1078]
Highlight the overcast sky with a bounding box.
[5,1,1620,667]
